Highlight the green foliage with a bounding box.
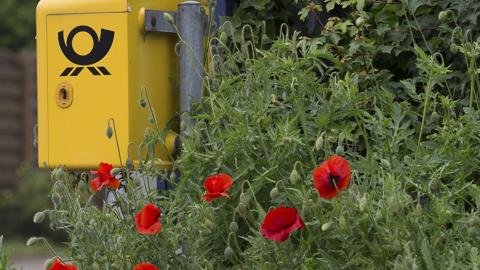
[0,237,16,270]
[0,0,37,50]
[31,0,480,269]
[0,164,56,238]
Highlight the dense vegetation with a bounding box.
[27,0,480,269]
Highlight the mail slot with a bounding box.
[36,0,183,169]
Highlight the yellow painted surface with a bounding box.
[37,0,182,169]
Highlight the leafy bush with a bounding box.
[0,164,58,239]
[31,0,480,269]
[0,236,16,270]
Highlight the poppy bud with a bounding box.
[335,145,344,155]
[238,203,247,217]
[52,167,64,180]
[140,98,147,108]
[430,111,440,123]
[76,221,85,232]
[224,246,234,259]
[450,44,459,54]
[239,193,249,205]
[315,133,324,151]
[78,180,87,193]
[26,237,41,246]
[380,159,391,168]
[219,31,228,44]
[111,168,122,175]
[468,216,480,227]
[261,34,270,45]
[164,12,175,25]
[468,227,478,237]
[392,239,402,252]
[230,222,239,233]
[44,257,55,269]
[355,17,365,27]
[321,222,333,231]
[338,215,347,229]
[33,211,46,224]
[438,10,452,21]
[170,171,177,182]
[359,194,367,211]
[180,120,186,132]
[92,262,100,270]
[106,126,113,139]
[290,169,301,185]
[414,203,423,217]
[270,187,280,200]
[126,157,134,169]
[51,193,61,208]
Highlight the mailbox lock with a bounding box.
[56,82,73,109]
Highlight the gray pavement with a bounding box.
[11,256,47,270]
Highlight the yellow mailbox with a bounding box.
[36,0,185,169]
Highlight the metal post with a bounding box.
[178,1,204,135]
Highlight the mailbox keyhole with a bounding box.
[56,83,73,109]
[60,88,68,101]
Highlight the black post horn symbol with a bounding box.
[58,25,115,77]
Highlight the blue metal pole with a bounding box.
[215,0,235,26]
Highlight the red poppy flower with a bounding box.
[90,162,120,192]
[47,259,77,270]
[202,173,234,202]
[312,155,351,200]
[133,263,160,270]
[135,204,162,235]
[261,206,305,243]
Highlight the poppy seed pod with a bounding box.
[164,12,175,25]
[290,169,301,185]
[106,126,113,139]
[230,222,239,233]
[33,211,46,224]
[224,246,234,259]
[270,187,280,200]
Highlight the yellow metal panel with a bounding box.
[45,13,129,169]
[37,0,128,15]
[37,0,185,169]
[127,1,181,164]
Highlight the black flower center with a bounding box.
[328,173,341,188]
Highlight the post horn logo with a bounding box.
[58,25,115,77]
